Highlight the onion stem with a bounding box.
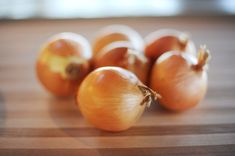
[138,85,161,107]
[193,45,210,71]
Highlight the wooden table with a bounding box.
[0,17,235,155]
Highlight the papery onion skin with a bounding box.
[36,32,92,97]
[145,29,196,60]
[150,50,208,111]
[92,25,144,57]
[93,41,149,84]
[77,67,148,132]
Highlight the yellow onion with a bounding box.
[77,67,160,132]
[92,25,144,57]
[150,46,210,111]
[145,29,196,60]
[36,32,92,96]
[93,41,149,84]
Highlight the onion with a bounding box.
[145,29,196,61]
[150,46,210,111]
[77,67,160,132]
[93,41,149,84]
[92,25,144,57]
[36,32,92,97]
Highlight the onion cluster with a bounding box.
[92,25,149,84]
[145,29,210,111]
[36,26,210,132]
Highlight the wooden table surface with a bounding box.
[0,17,235,155]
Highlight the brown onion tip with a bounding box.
[65,62,84,79]
[193,45,211,71]
[138,85,161,107]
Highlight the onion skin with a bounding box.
[150,47,209,111]
[77,67,158,132]
[145,29,196,61]
[36,32,92,97]
[92,25,144,57]
[93,41,149,84]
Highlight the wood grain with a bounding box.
[0,145,235,156]
[0,17,235,155]
[1,124,235,137]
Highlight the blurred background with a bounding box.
[0,0,234,20]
